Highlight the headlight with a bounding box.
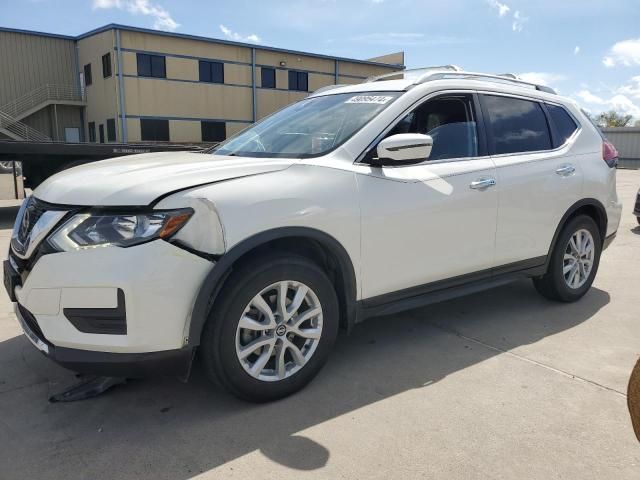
[48,209,193,251]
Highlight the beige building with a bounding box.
[0,24,404,144]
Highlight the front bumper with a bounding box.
[14,302,194,377]
[6,238,213,364]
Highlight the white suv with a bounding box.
[5,67,622,402]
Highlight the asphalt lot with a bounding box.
[0,169,639,480]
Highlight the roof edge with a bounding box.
[1,23,405,69]
[0,26,75,40]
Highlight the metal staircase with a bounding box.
[0,84,85,141]
[0,111,51,141]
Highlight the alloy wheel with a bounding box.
[563,228,595,289]
[235,280,323,381]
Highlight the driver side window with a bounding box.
[388,94,479,161]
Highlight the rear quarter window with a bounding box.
[547,104,579,147]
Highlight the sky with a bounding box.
[2,0,640,119]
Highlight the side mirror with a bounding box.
[375,133,433,164]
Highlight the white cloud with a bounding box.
[486,1,527,32]
[575,82,640,119]
[576,89,607,105]
[602,38,640,67]
[487,0,510,17]
[574,46,580,55]
[92,0,179,31]
[219,25,261,43]
[512,10,527,32]
[518,72,567,88]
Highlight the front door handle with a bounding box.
[469,177,496,190]
[555,164,575,176]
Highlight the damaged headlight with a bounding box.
[48,209,193,251]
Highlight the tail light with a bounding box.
[602,140,618,168]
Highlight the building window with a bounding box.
[98,124,105,143]
[288,70,308,91]
[84,63,92,86]
[106,118,116,142]
[137,53,166,78]
[201,121,226,142]
[261,67,276,88]
[102,53,112,78]
[88,122,96,142]
[140,119,170,141]
[199,60,224,83]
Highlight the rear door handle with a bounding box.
[469,177,496,190]
[555,164,575,176]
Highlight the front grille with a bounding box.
[15,197,47,248]
[17,303,46,341]
[10,197,73,262]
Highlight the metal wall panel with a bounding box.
[0,30,78,106]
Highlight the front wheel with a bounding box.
[533,215,601,302]
[200,254,339,402]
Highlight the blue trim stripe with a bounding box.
[126,115,252,124]
[121,74,313,92]
[122,74,252,89]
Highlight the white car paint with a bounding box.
[8,70,623,359]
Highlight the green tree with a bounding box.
[596,110,633,127]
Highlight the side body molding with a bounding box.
[187,227,358,347]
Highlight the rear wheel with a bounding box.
[200,254,339,402]
[533,215,601,302]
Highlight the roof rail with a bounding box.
[364,66,556,95]
[415,71,557,94]
[366,65,463,83]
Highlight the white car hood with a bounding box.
[34,151,295,206]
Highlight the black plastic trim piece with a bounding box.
[603,231,616,250]
[358,256,546,319]
[187,227,358,346]
[63,289,127,335]
[53,345,194,378]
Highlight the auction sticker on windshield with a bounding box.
[345,95,394,104]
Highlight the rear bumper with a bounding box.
[15,302,194,377]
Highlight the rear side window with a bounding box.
[547,104,578,147]
[483,95,552,155]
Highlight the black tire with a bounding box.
[200,253,339,402]
[533,215,601,302]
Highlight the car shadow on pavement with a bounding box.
[0,279,609,479]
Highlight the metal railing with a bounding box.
[0,110,51,142]
[0,84,84,119]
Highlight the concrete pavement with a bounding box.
[0,170,639,479]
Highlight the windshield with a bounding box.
[213,92,401,158]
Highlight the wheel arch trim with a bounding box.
[187,227,358,346]
[544,198,608,270]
